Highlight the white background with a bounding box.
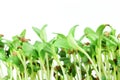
[0,0,120,43]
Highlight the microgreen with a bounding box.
[0,24,120,80]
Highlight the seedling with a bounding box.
[0,24,119,80]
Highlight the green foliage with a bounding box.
[32,24,47,42]
[0,24,120,80]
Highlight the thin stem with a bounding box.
[72,54,81,80]
[52,46,67,80]
[76,45,101,80]
[17,51,28,80]
[55,56,67,80]
[46,53,50,80]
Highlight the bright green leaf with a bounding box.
[40,24,47,42]
[7,56,21,66]
[67,25,79,49]
[68,25,78,37]
[96,24,107,36]
[22,43,37,57]
[103,36,117,46]
[84,27,96,35]
[32,24,47,42]
[32,27,40,38]
[20,29,26,37]
[84,27,98,44]
[54,38,70,49]
[0,49,6,61]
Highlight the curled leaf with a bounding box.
[96,24,109,36]
[67,25,79,49]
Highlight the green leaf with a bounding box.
[20,29,26,37]
[109,35,118,44]
[0,41,4,48]
[117,56,120,66]
[42,43,53,55]
[96,24,107,36]
[103,36,117,46]
[82,56,89,63]
[32,27,40,38]
[34,41,53,61]
[34,41,45,53]
[101,75,106,80]
[59,50,66,57]
[53,33,70,49]
[27,61,40,74]
[84,27,96,35]
[34,41,46,61]
[53,33,66,39]
[0,49,6,61]
[109,59,115,65]
[54,38,70,49]
[109,25,116,36]
[67,25,79,49]
[7,56,21,66]
[84,27,98,44]
[60,57,71,64]
[32,24,47,42]
[68,64,76,77]
[86,33,98,44]
[68,25,78,37]
[39,24,47,42]
[22,43,37,58]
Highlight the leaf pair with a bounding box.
[84,24,111,44]
[32,24,47,42]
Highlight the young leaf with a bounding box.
[109,25,116,36]
[117,56,120,66]
[103,36,117,46]
[68,25,78,37]
[84,27,98,44]
[0,49,6,61]
[34,41,45,52]
[0,41,4,48]
[53,33,66,39]
[32,24,47,42]
[84,27,96,35]
[109,35,118,44]
[60,57,71,64]
[53,33,70,49]
[67,25,79,49]
[54,38,70,49]
[20,29,26,37]
[32,27,40,38]
[39,24,47,42]
[96,24,108,36]
[22,43,37,58]
[86,33,98,44]
[7,55,21,66]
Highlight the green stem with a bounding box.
[55,56,67,80]
[30,57,35,79]
[96,48,102,79]
[76,45,101,80]
[46,54,50,80]
[17,51,28,80]
[22,56,28,80]
[52,46,67,80]
[9,64,13,80]
[16,67,22,80]
[39,58,45,80]
[72,54,81,80]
